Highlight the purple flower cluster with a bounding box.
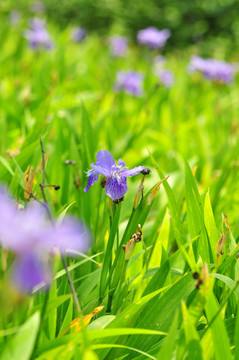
[24,18,53,50]
[153,56,174,88]
[114,70,144,97]
[137,27,171,49]
[109,35,128,57]
[155,69,174,88]
[0,188,90,292]
[188,55,237,83]
[71,27,87,42]
[84,150,144,201]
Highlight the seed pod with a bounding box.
[24,166,34,201]
[141,168,151,175]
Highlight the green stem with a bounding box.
[99,202,121,300]
[94,186,102,243]
[106,260,128,313]
[30,290,49,359]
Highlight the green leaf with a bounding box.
[204,291,233,360]
[0,155,14,176]
[99,203,121,298]
[58,299,73,337]
[211,273,239,299]
[184,158,210,263]
[110,180,167,296]
[87,315,116,330]
[32,295,72,319]
[1,312,40,360]
[36,328,167,356]
[48,280,57,339]
[234,301,239,360]
[107,273,195,359]
[181,300,202,360]
[157,311,179,360]
[149,208,170,268]
[204,191,218,263]
[150,154,186,247]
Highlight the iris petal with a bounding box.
[105,177,129,201]
[91,164,111,177]
[96,150,115,170]
[11,253,52,292]
[84,171,99,192]
[120,166,145,177]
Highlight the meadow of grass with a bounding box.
[0,13,239,360]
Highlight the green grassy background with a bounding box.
[0,10,239,360]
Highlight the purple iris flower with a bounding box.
[188,55,237,83]
[109,35,128,57]
[71,27,87,42]
[24,18,53,50]
[114,70,144,97]
[155,69,174,88]
[137,27,171,49]
[0,188,90,292]
[84,150,144,201]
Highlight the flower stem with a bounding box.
[39,137,82,312]
[38,137,90,348]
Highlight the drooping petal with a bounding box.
[84,170,99,192]
[0,190,47,254]
[0,188,18,247]
[11,253,52,292]
[120,166,145,177]
[2,204,49,255]
[46,217,91,255]
[95,150,115,170]
[104,176,129,200]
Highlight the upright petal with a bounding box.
[105,176,129,200]
[118,159,126,167]
[120,166,145,177]
[96,150,115,170]
[11,253,52,292]
[84,170,99,192]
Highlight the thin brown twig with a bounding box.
[38,136,82,315]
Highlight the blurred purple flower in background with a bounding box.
[137,27,171,49]
[71,27,87,42]
[31,1,45,14]
[84,150,144,201]
[188,55,237,83]
[109,35,128,57]
[153,55,166,68]
[114,70,144,96]
[0,188,90,292]
[24,18,53,50]
[155,69,174,88]
[9,10,21,25]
